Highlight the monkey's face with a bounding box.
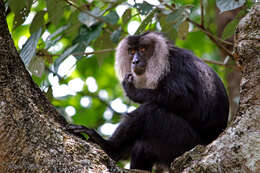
[127,36,155,76]
[115,32,169,89]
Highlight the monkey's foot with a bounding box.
[67,124,101,143]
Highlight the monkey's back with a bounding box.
[161,46,229,144]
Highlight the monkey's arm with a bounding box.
[68,107,145,161]
[123,74,195,111]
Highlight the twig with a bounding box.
[158,1,233,48]
[72,48,115,57]
[201,58,238,70]
[200,0,204,27]
[158,0,175,11]
[45,66,63,80]
[186,18,234,58]
[187,18,233,46]
[78,91,122,116]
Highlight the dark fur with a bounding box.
[69,32,229,171]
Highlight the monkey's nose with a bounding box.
[132,53,139,64]
[132,59,139,64]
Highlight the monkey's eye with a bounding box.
[139,47,146,52]
[129,49,136,55]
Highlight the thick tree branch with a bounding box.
[0,1,125,172]
[171,4,260,172]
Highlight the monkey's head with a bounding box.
[115,32,170,89]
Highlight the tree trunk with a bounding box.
[0,1,126,172]
[171,3,260,173]
[0,0,259,172]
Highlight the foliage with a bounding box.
[5,0,253,168]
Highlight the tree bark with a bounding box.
[0,1,259,173]
[0,1,126,172]
[171,3,260,173]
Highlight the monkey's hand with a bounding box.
[122,73,136,97]
[122,73,145,103]
[123,73,155,103]
[67,124,101,143]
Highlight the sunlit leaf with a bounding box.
[20,28,42,66]
[216,0,245,13]
[222,19,239,40]
[135,9,157,34]
[122,8,132,25]
[177,21,189,40]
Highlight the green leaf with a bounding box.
[134,1,154,15]
[135,8,157,35]
[30,11,46,34]
[166,6,192,29]
[28,56,45,77]
[54,43,79,73]
[222,19,239,40]
[177,21,189,40]
[102,11,119,25]
[94,31,112,49]
[110,29,121,43]
[13,2,32,29]
[25,0,33,8]
[46,0,66,25]
[8,0,26,14]
[78,8,101,27]
[159,14,177,41]
[72,25,103,59]
[216,0,245,13]
[65,11,80,40]
[122,8,132,25]
[20,28,42,66]
[46,87,53,102]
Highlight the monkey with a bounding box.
[68,32,229,171]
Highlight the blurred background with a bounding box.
[5,0,254,168]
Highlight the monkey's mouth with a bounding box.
[132,64,146,75]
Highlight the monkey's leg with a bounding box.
[130,141,156,171]
[128,104,201,171]
[68,124,125,161]
[68,105,147,161]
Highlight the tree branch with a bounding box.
[72,48,115,57]
[158,1,234,59]
[78,91,122,117]
[201,58,238,70]
[200,0,204,27]
[171,4,260,172]
[186,18,234,57]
